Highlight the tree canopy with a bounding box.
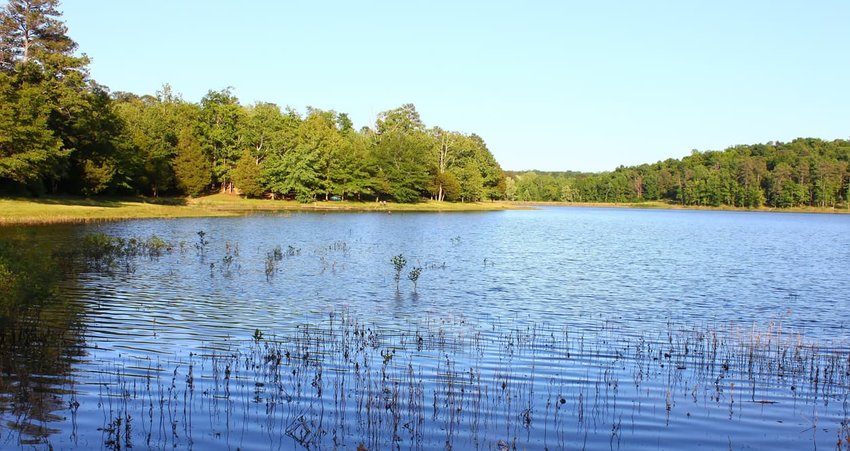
[506,139,850,208]
[0,1,506,202]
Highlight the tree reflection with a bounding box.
[0,234,86,445]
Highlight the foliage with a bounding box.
[0,2,505,202]
[232,149,264,198]
[407,266,422,293]
[391,254,406,291]
[173,127,210,197]
[506,138,850,209]
[199,88,243,193]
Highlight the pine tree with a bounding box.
[0,0,88,192]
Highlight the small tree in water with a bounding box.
[408,267,422,293]
[391,254,406,291]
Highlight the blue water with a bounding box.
[1,207,848,450]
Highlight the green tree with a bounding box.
[371,104,433,202]
[112,85,198,196]
[232,149,264,198]
[429,127,458,201]
[304,108,344,200]
[0,70,64,192]
[263,111,329,203]
[333,125,374,200]
[455,161,484,202]
[199,88,243,193]
[65,85,137,195]
[0,0,78,71]
[0,0,95,193]
[173,127,210,196]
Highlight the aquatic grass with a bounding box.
[71,232,177,274]
[194,231,209,257]
[21,311,844,449]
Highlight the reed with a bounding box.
[21,310,842,450]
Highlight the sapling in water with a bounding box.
[391,254,407,291]
[408,267,422,293]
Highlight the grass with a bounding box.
[0,194,523,226]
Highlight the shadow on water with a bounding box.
[0,236,87,446]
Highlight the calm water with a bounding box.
[1,207,849,450]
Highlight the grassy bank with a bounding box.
[514,200,850,214]
[5,196,846,226]
[0,194,521,226]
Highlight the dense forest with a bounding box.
[0,0,506,202]
[507,139,850,208]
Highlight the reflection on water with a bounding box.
[0,208,849,449]
[0,235,86,445]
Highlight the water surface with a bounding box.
[1,207,848,449]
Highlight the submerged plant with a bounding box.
[265,253,276,281]
[391,254,407,291]
[221,254,234,274]
[195,231,209,257]
[75,233,173,273]
[145,235,168,257]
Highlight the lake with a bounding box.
[1,207,848,450]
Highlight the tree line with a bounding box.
[508,138,850,208]
[0,0,506,202]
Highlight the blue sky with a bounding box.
[60,1,850,172]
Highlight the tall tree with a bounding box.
[372,104,433,202]
[112,85,199,196]
[0,0,78,70]
[429,127,457,201]
[334,128,374,200]
[0,0,93,193]
[0,69,64,192]
[199,88,243,193]
[173,127,210,197]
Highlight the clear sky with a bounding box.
[59,0,850,172]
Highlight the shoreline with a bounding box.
[0,195,525,226]
[3,196,848,226]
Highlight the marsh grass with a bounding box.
[35,311,848,450]
[66,232,176,274]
